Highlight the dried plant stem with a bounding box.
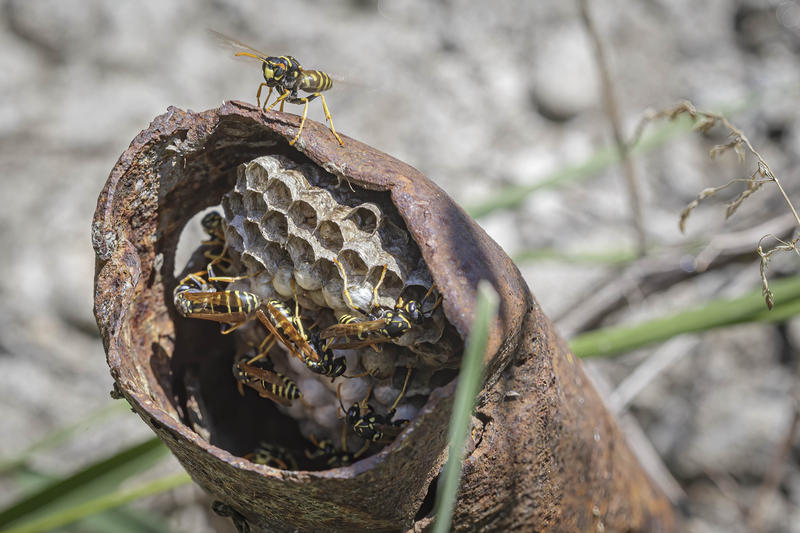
[629,100,800,309]
[578,0,646,255]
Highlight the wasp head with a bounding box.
[263,56,293,83]
[404,300,423,324]
[200,211,224,237]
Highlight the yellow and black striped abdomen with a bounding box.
[298,70,333,93]
[178,289,260,323]
[210,290,260,315]
[265,372,302,401]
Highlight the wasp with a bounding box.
[248,284,350,379]
[200,211,237,279]
[304,434,369,468]
[254,304,349,380]
[321,260,442,350]
[212,31,344,147]
[245,442,298,470]
[174,272,261,326]
[254,297,320,363]
[337,366,412,442]
[233,358,302,406]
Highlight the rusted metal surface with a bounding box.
[92,102,674,532]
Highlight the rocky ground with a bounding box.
[1,0,799,531]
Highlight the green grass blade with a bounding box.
[432,281,499,533]
[570,275,800,358]
[0,437,168,529]
[10,466,171,533]
[0,401,129,475]
[3,472,191,533]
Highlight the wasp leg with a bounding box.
[178,271,212,289]
[319,93,344,146]
[371,264,388,309]
[288,97,311,146]
[219,315,253,335]
[352,440,370,460]
[265,89,290,112]
[336,382,347,418]
[256,83,270,109]
[247,334,277,364]
[332,257,370,316]
[290,279,307,340]
[420,284,443,315]
[207,266,257,284]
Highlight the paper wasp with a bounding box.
[246,442,298,470]
[338,366,412,442]
[212,30,344,147]
[321,259,442,350]
[233,358,302,406]
[200,211,236,279]
[248,285,350,379]
[174,272,261,326]
[254,305,349,380]
[304,434,368,468]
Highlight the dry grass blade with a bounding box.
[629,99,800,310]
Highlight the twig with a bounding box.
[628,100,800,309]
[578,0,646,255]
[555,214,797,337]
[608,336,698,414]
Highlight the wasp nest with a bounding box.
[182,154,458,462]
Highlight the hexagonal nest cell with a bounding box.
[175,154,460,471]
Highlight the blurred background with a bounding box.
[1,0,799,531]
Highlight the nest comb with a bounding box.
[221,155,446,350]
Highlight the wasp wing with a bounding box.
[327,336,396,350]
[256,309,320,362]
[262,303,321,362]
[320,318,389,340]
[209,29,271,61]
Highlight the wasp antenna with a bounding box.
[361,385,374,409]
[353,440,370,460]
[336,382,347,416]
[340,420,348,450]
[343,370,371,379]
[389,366,413,412]
[234,51,266,62]
[421,284,436,305]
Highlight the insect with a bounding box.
[321,260,442,350]
[304,434,368,468]
[254,304,349,380]
[254,298,321,363]
[305,332,348,380]
[200,211,237,279]
[232,358,302,406]
[245,442,298,470]
[338,366,412,442]
[212,31,344,147]
[174,272,261,326]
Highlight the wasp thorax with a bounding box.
[170,155,459,468]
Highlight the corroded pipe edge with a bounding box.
[91,103,532,531]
